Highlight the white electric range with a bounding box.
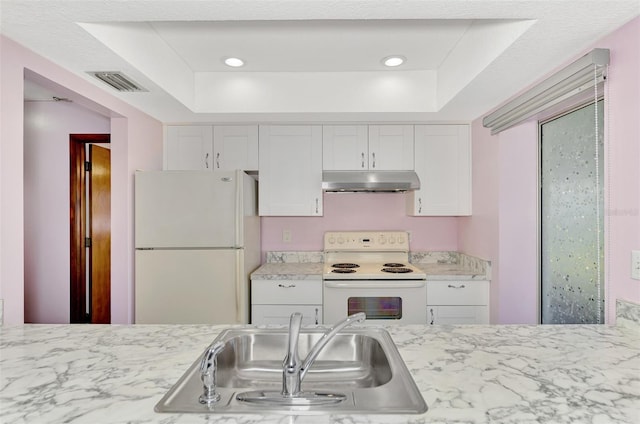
[323,231,427,324]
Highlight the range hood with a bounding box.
[322,170,420,192]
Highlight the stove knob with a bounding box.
[337,237,345,244]
[378,235,386,244]
[398,236,405,244]
[328,236,335,244]
[389,236,396,244]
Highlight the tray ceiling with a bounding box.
[2,0,638,123]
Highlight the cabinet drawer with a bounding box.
[252,305,322,325]
[251,279,322,304]
[427,281,489,305]
[427,305,489,325]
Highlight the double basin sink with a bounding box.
[155,326,427,415]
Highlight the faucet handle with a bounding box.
[284,313,303,366]
[282,312,304,397]
[199,341,226,404]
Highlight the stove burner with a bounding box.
[383,263,406,268]
[381,267,413,274]
[331,268,357,274]
[331,263,360,269]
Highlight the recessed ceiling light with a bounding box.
[382,56,406,67]
[224,57,245,68]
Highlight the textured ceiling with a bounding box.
[2,0,639,123]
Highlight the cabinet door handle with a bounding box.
[315,307,319,325]
[361,152,365,168]
[315,198,319,214]
[429,308,434,325]
[371,152,376,168]
[447,284,466,289]
[418,198,422,214]
[277,284,296,288]
[205,153,210,169]
[216,152,220,169]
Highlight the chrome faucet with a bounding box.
[282,312,366,397]
[198,340,226,404]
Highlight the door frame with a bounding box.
[69,134,110,323]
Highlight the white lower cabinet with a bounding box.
[427,280,489,324]
[251,279,323,325]
[428,305,488,325]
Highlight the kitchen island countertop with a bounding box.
[1,320,638,423]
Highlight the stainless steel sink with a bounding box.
[155,327,427,415]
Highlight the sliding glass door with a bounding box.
[540,100,604,324]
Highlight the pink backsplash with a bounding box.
[261,192,459,253]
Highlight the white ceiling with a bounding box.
[3,0,639,124]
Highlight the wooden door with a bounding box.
[70,134,110,323]
[89,145,111,323]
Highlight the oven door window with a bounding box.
[347,297,402,320]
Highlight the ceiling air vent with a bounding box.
[87,71,148,92]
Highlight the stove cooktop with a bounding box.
[322,231,425,280]
[323,261,426,280]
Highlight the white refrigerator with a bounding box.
[134,170,260,324]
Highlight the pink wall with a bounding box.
[119,115,164,323]
[497,121,539,324]
[461,16,640,324]
[598,16,640,322]
[23,101,111,323]
[460,120,538,324]
[0,35,163,325]
[0,36,26,325]
[261,192,459,253]
[458,121,500,322]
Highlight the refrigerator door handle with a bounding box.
[234,171,242,245]
[235,249,244,324]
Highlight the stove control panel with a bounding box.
[324,231,410,251]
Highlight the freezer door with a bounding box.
[135,249,246,324]
[135,170,241,248]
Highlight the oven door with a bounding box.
[323,280,427,325]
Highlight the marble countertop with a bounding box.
[1,323,638,423]
[251,262,323,280]
[251,262,487,280]
[251,262,488,281]
[252,251,492,281]
[415,263,488,280]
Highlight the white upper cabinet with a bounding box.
[259,125,323,216]
[165,126,213,170]
[367,125,414,170]
[213,125,259,171]
[322,125,369,170]
[408,125,471,216]
[166,125,258,171]
[323,125,414,170]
